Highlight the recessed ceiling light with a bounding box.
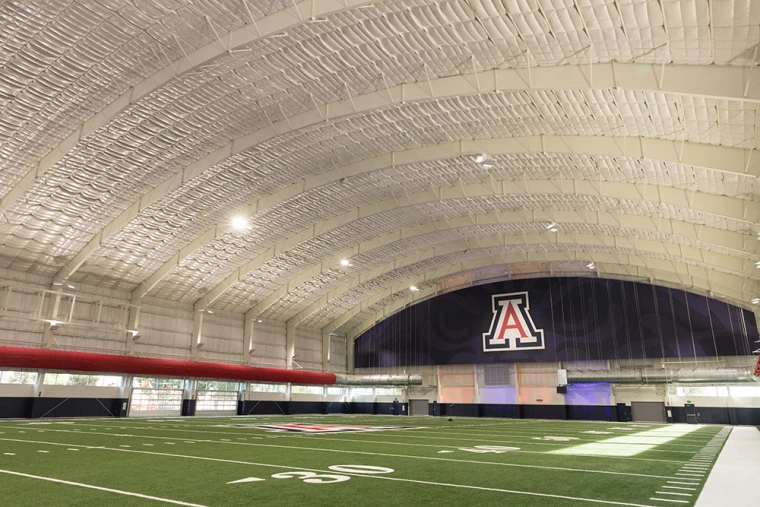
[410,285,419,292]
[231,216,249,230]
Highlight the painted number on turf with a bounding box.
[272,471,350,484]
[457,445,520,453]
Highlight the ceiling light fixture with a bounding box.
[545,222,557,230]
[65,284,75,289]
[481,163,493,169]
[475,154,486,163]
[340,259,351,267]
[755,260,760,268]
[410,285,419,292]
[231,216,249,230]
[752,298,760,305]
[257,319,263,323]
[587,262,595,270]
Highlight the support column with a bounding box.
[285,319,296,369]
[322,330,331,372]
[182,379,197,416]
[191,311,204,358]
[42,287,62,348]
[125,296,141,355]
[347,335,355,373]
[243,308,258,364]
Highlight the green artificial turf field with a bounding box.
[0,415,730,507]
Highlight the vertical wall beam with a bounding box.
[125,296,141,355]
[285,319,297,369]
[42,288,62,347]
[347,335,355,374]
[243,311,255,364]
[191,311,204,358]
[322,330,331,372]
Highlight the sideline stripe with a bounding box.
[0,469,208,507]
[0,438,658,507]
[0,429,678,480]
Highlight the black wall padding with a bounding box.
[28,397,127,418]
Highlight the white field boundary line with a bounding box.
[0,429,679,480]
[0,469,209,507]
[52,423,705,455]
[0,437,662,507]
[27,423,692,464]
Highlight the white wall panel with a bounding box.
[295,326,322,371]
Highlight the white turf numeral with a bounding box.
[328,465,395,474]
[271,471,350,484]
[458,445,520,453]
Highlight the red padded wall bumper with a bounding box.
[0,346,336,385]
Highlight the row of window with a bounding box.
[0,371,405,397]
[669,385,760,398]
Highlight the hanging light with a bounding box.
[231,216,249,230]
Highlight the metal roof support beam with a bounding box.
[192,178,758,310]
[55,62,760,285]
[322,253,757,339]
[289,235,759,330]
[246,212,752,318]
[0,0,372,217]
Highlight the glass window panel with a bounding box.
[249,383,287,393]
[291,385,323,395]
[130,388,183,412]
[196,391,238,411]
[0,371,37,385]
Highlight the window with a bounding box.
[291,385,323,395]
[196,391,238,411]
[0,371,36,385]
[327,387,348,396]
[352,387,373,396]
[197,380,239,391]
[133,377,184,389]
[44,374,121,387]
[249,383,287,393]
[375,388,403,396]
[729,385,760,397]
[130,388,183,413]
[674,386,728,397]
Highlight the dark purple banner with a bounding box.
[354,277,758,368]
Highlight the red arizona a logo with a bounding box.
[483,292,545,352]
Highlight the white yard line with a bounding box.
[0,437,660,507]
[0,429,678,480]
[0,469,209,507]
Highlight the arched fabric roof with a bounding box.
[1,0,759,348]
